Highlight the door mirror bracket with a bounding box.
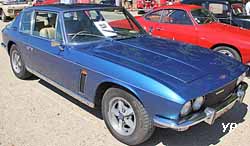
[51,41,64,51]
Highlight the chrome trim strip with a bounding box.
[26,67,95,108]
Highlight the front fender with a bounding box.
[87,73,184,120]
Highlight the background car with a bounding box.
[99,0,115,6]
[1,4,249,145]
[33,0,59,6]
[136,4,250,64]
[181,0,250,29]
[0,0,31,22]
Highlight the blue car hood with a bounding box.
[88,36,244,84]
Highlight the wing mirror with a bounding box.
[51,41,64,51]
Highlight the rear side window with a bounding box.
[20,11,32,34]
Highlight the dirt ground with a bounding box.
[0,21,250,146]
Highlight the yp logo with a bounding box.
[222,123,238,133]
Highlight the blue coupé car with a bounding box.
[1,4,249,145]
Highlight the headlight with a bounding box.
[237,72,246,85]
[192,96,205,111]
[180,101,192,117]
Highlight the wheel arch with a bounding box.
[7,41,16,55]
[94,81,142,109]
[211,43,242,60]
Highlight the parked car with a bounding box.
[33,0,59,6]
[100,0,115,6]
[136,4,250,64]
[0,0,31,22]
[181,0,250,29]
[1,4,249,145]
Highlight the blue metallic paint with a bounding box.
[1,6,248,122]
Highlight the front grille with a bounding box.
[204,80,237,107]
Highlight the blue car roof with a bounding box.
[26,4,118,12]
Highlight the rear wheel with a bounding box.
[213,46,241,62]
[102,88,155,145]
[10,44,32,79]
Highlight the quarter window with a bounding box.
[20,11,32,34]
[55,19,63,41]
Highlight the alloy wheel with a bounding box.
[108,97,136,136]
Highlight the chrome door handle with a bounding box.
[156,27,165,31]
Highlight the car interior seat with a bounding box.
[39,18,56,39]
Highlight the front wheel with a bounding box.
[213,46,241,62]
[102,88,155,145]
[10,44,32,79]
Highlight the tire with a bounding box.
[10,44,32,79]
[1,11,7,22]
[213,46,241,62]
[102,88,155,145]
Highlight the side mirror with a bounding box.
[51,41,64,51]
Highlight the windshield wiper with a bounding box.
[68,31,110,41]
[101,30,129,36]
[102,29,142,40]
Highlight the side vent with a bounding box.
[80,69,87,93]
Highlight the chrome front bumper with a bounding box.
[154,82,248,131]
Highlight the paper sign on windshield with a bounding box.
[94,21,117,37]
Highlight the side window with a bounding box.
[33,11,57,40]
[162,9,192,25]
[144,10,163,22]
[20,11,32,34]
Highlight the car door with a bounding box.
[160,9,198,45]
[142,10,172,38]
[27,11,80,93]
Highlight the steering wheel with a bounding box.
[203,17,212,24]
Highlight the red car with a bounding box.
[136,4,250,64]
[33,0,60,6]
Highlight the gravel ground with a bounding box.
[0,21,250,146]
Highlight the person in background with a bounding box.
[246,0,250,15]
[127,0,132,9]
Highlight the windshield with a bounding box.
[63,8,146,43]
[1,0,26,3]
[191,8,217,24]
[231,3,247,16]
